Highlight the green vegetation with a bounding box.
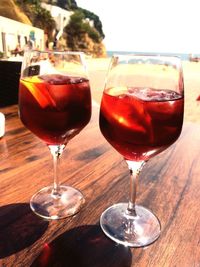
[32,5,56,39]
[80,8,105,40]
[65,10,102,51]
[16,0,56,40]
[57,0,78,10]
[47,0,105,40]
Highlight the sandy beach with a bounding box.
[86,58,200,124]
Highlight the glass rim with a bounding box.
[111,53,182,61]
[23,49,86,56]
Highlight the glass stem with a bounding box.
[126,160,145,217]
[48,145,65,197]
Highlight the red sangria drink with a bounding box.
[99,55,184,247]
[19,74,91,145]
[18,50,92,220]
[100,87,183,161]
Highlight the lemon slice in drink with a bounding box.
[107,86,127,96]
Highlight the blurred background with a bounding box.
[1,0,200,122]
[0,0,106,59]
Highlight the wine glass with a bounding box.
[99,54,184,247]
[19,50,91,219]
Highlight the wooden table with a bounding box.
[0,104,200,267]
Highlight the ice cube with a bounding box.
[127,87,182,102]
[39,74,71,85]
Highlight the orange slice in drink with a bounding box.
[20,76,56,108]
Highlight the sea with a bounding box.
[106,51,200,61]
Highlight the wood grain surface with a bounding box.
[0,104,200,267]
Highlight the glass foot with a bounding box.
[30,185,85,220]
[100,203,161,247]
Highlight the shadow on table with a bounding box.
[0,203,49,258]
[31,224,132,267]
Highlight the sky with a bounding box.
[76,0,200,54]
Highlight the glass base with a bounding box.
[100,203,161,247]
[30,185,85,220]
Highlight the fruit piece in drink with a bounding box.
[100,87,183,161]
[19,74,91,145]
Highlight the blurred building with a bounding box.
[41,3,72,41]
[0,16,44,58]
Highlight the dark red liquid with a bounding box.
[100,87,184,161]
[19,74,91,145]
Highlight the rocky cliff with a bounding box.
[0,0,31,25]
